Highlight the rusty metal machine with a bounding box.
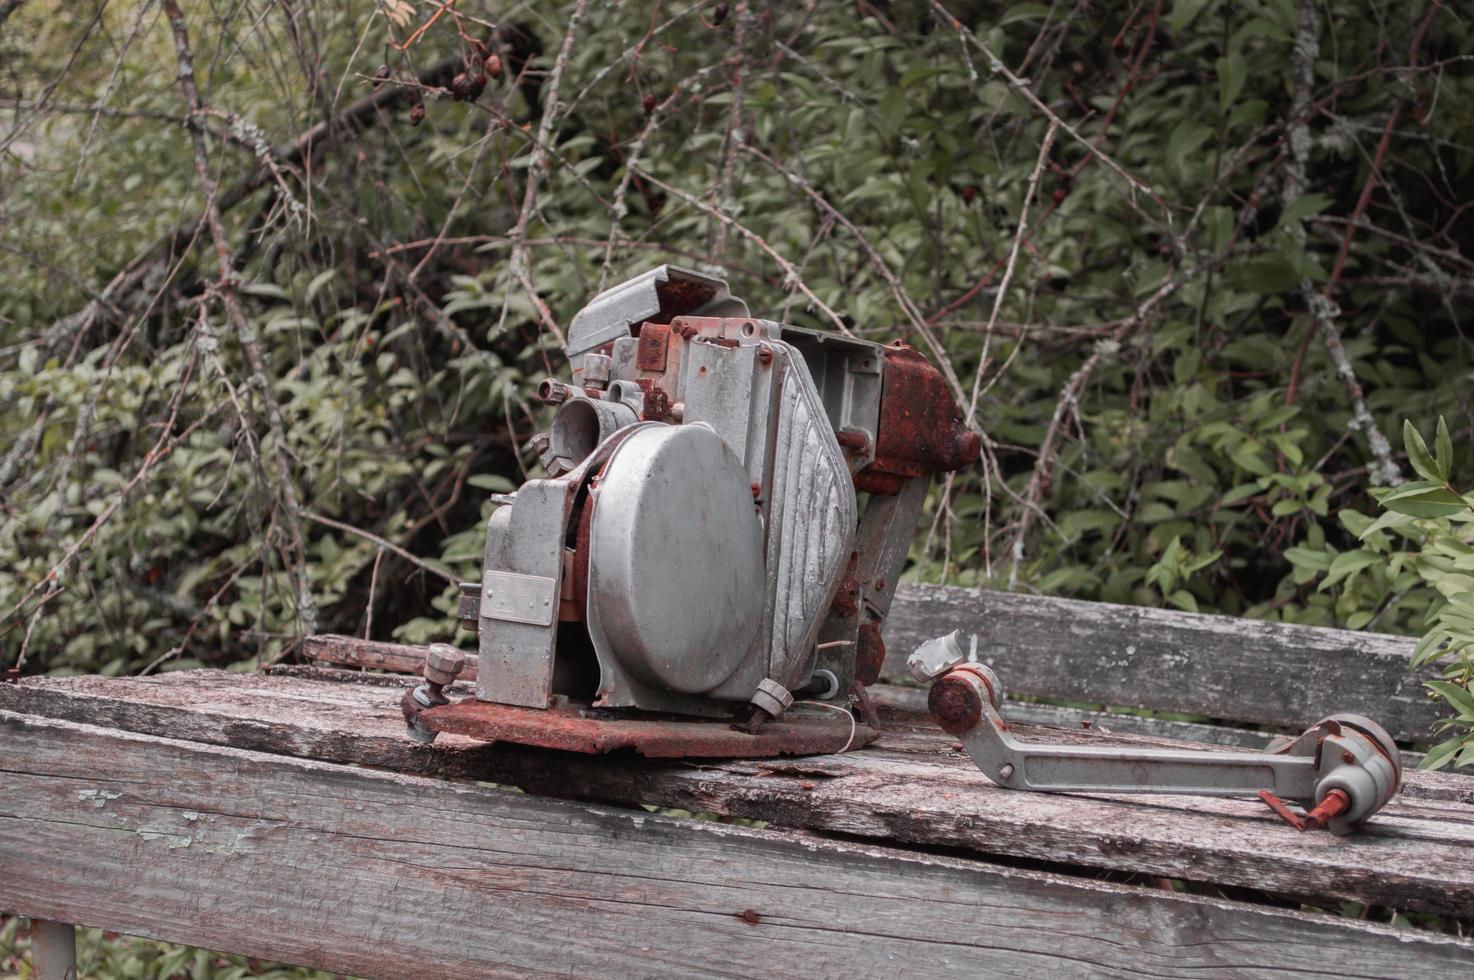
[398,265,1402,833]
[401,264,978,757]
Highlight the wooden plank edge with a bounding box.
[3,709,1471,979]
[5,675,1474,919]
[883,583,1441,742]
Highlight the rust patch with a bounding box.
[865,342,981,485]
[654,277,719,321]
[829,553,861,619]
[571,494,594,613]
[854,621,886,687]
[420,697,878,758]
[636,379,673,422]
[929,673,984,736]
[635,321,671,372]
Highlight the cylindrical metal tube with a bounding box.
[30,919,76,980]
[548,396,637,466]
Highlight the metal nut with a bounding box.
[424,643,466,687]
[751,678,794,718]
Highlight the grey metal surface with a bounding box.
[754,341,857,691]
[547,396,637,472]
[911,648,1403,834]
[565,264,749,369]
[778,325,884,473]
[479,570,558,627]
[29,919,76,980]
[680,337,774,485]
[475,479,573,709]
[585,424,767,706]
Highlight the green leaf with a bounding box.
[467,473,515,492]
[1168,0,1212,34]
[1319,549,1380,590]
[1270,498,1302,517]
[1428,680,1474,720]
[1338,509,1374,537]
[1284,545,1331,571]
[1382,486,1467,520]
[1216,53,1246,111]
[1360,509,1415,537]
[1167,589,1199,613]
[998,3,1051,25]
[1436,416,1453,482]
[1277,193,1332,229]
[305,268,338,302]
[1420,737,1463,771]
[1404,420,1440,482]
[1410,631,1447,668]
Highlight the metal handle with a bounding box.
[909,631,1402,835]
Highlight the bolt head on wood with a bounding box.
[425,644,466,687]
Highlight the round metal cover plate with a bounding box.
[588,424,765,694]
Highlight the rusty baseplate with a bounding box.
[421,696,876,759]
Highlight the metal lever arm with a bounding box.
[909,632,1402,835]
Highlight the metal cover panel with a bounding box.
[479,570,557,626]
[760,342,858,688]
[476,479,573,709]
[585,424,767,703]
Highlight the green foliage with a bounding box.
[1,4,1471,702]
[1,2,1471,966]
[1290,418,1474,768]
[0,918,343,979]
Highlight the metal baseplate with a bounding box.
[907,631,1403,835]
[418,697,875,758]
[398,642,876,759]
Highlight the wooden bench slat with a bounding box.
[6,672,1474,921]
[4,708,1472,979]
[884,584,1440,741]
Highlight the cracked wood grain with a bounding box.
[3,708,1472,978]
[884,584,1439,742]
[4,671,1473,923]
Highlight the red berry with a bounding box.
[713,2,729,24]
[486,53,502,79]
[642,94,657,114]
[961,185,977,205]
[409,102,426,125]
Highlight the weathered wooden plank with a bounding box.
[304,633,472,678]
[884,584,1440,742]
[3,709,1471,979]
[872,683,1278,749]
[6,672,1474,920]
[298,633,1303,754]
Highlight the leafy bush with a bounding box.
[1294,419,1474,769]
[1,2,1469,699]
[0,918,341,979]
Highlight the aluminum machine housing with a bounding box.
[406,265,979,755]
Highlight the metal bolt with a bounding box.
[998,763,1015,780]
[424,643,466,689]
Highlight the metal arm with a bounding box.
[909,631,1402,835]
